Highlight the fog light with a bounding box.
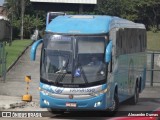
[94,101,102,107]
[44,100,50,106]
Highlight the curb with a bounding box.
[7,40,34,72]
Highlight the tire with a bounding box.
[48,108,64,115]
[129,83,139,105]
[107,93,119,116]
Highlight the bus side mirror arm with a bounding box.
[105,41,112,63]
[30,39,43,61]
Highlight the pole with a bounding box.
[2,42,5,82]
[9,10,13,46]
[22,76,32,102]
[20,0,25,40]
[150,52,154,86]
[0,43,2,80]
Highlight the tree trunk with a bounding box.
[20,0,25,40]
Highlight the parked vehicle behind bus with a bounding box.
[31,14,147,115]
[46,12,66,26]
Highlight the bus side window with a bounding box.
[116,29,122,56]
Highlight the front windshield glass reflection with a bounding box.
[75,36,106,83]
[41,34,107,86]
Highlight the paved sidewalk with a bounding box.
[0,44,41,110]
[0,45,41,98]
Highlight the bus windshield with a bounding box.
[76,36,106,85]
[41,34,107,87]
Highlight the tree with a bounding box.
[96,0,160,31]
[4,0,45,39]
[96,0,138,20]
[20,0,25,40]
[23,15,44,38]
[4,0,21,19]
[119,0,138,21]
[4,0,21,40]
[96,0,121,16]
[135,0,160,30]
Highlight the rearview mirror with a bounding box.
[105,41,112,63]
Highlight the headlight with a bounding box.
[90,88,108,96]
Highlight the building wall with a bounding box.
[30,0,97,4]
[0,6,7,16]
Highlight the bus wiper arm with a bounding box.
[55,57,69,84]
[79,65,88,85]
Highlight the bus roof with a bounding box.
[45,15,145,35]
[110,17,145,29]
[46,15,112,34]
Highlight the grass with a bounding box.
[5,39,33,69]
[147,31,160,51]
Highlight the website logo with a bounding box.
[2,112,11,117]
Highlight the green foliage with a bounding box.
[96,0,121,16]
[96,0,160,29]
[119,0,139,21]
[4,0,21,18]
[23,15,44,38]
[149,26,158,33]
[4,0,30,19]
[4,0,160,38]
[97,0,138,19]
[4,0,45,39]
[135,0,160,28]
[11,15,44,39]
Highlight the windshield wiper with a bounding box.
[78,64,89,85]
[55,55,70,84]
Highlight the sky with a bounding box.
[0,0,4,6]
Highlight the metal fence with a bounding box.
[147,51,160,86]
[0,42,7,82]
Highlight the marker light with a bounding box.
[44,100,50,106]
[94,101,102,107]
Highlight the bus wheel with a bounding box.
[108,93,119,115]
[129,84,139,105]
[48,108,64,115]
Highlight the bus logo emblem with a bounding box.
[54,88,64,94]
[69,95,73,99]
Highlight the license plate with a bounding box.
[66,102,77,107]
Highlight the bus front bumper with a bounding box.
[40,92,108,111]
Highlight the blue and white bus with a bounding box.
[31,15,146,114]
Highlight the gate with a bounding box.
[147,51,160,86]
[0,42,7,82]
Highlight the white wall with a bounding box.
[30,0,97,4]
